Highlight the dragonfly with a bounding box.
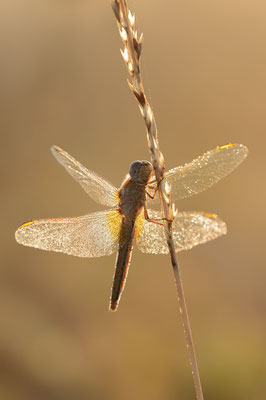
[15,143,248,311]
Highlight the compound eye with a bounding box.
[129,161,142,179]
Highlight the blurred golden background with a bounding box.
[1,0,265,399]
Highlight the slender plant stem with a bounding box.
[111,1,204,399]
[169,242,204,400]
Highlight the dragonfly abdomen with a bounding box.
[110,218,135,311]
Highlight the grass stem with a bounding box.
[111,1,204,398]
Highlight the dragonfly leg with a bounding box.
[145,183,159,200]
[143,201,168,226]
[146,177,165,199]
[148,176,164,185]
[145,188,157,200]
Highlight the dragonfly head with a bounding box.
[129,160,153,184]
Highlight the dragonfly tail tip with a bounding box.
[109,301,118,312]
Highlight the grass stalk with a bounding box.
[111,1,204,399]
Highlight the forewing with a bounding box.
[51,146,119,207]
[136,210,227,254]
[148,144,248,204]
[15,210,122,258]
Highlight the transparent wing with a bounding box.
[148,144,248,204]
[51,146,119,207]
[15,210,122,258]
[136,210,227,254]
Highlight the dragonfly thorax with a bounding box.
[129,160,153,184]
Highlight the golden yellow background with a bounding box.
[1,0,265,399]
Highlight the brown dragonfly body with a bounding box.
[111,161,153,310]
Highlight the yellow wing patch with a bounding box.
[113,191,120,203]
[135,213,145,240]
[106,210,122,240]
[219,143,235,150]
[203,212,216,219]
[19,220,34,228]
